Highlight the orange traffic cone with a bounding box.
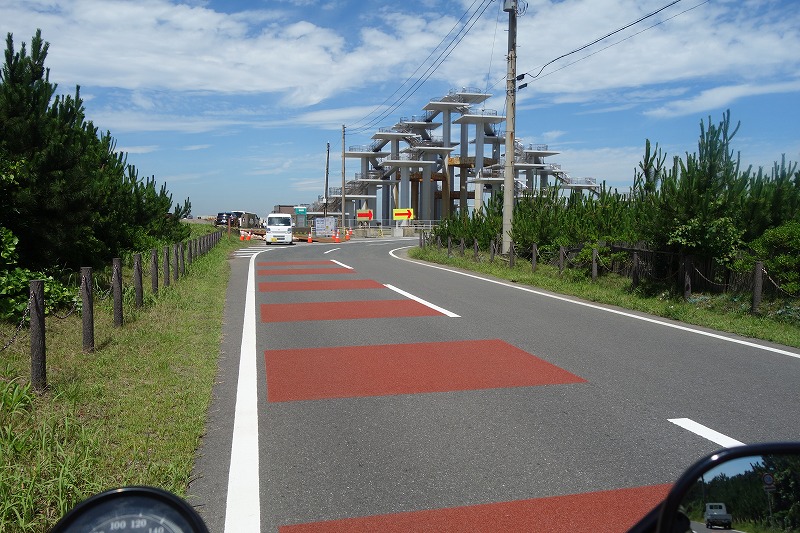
[307,232,312,243]
[334,232,340,243]
[345,231,350,241]
[246,233,252,241]
[239,233,244,241]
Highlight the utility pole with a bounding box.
[324,142,330,218]
[502,0,518,255]
[341,125,346,236]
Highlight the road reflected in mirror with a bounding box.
[678,453,799,532]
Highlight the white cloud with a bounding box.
[541,130,567,142]
[117,145,160,154]
[180,144,212,151]
[552,145,646,190]
[645,80,800,118]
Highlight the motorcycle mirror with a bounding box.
[655,442,800,532]
[51,486,209,533]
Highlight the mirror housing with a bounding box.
[655,442,800,532]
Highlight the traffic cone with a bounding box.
[334,232,340,243]
[247,233,252,241]
[239,233,244,241]
[307,232,312,243]
[345,231,350,241]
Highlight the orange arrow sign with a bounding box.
[357,209,373,220]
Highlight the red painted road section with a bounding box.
[279,483,671,532]
[258,268,356,276]
[264,339,586,402]
[261,300,444,323]
[259,279,385,292]
[256,261,643,532]
[258,261,334,266]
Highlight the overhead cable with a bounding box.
[348,0,495,134]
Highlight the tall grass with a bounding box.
[0,227,246,532]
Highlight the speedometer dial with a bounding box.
[51,487,209,533]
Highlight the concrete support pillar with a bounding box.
[400,167,410,209]
[411,176,419,218]
[460,122,469,215]
[442,110,452,218]
[474,125,485,214]
[422,165,432,221]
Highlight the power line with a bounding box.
[347,0,486,133]
[521,0,683,82]
[348,0,495,135]
[517,0,710,85]
[486,0,702,94]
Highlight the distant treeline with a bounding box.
[434,110,800,295]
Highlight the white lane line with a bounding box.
[389,246,800,361]
[324,248,340,254]
[224,253,261,532]
[385,284,460,317]
[669,418,745,448]
[330,259,353,269]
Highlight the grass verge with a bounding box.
[0,228,247,532]
[409,246,800,349]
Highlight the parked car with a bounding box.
[214,212,232,227]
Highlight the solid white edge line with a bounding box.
[388,246,800,360]
[668,418,746,448]
[330,259,353,269]
[385,283,460,317]
[224,252,261,532]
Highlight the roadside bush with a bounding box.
[743,221,800,295]
[432,194,502,249]
[0,227,75,322]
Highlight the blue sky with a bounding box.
[2,0,799,217]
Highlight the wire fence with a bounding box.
[1,231,223,393]
[419,232,799,313]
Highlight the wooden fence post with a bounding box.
[173,244,179,283]
[163,247,170,287]
[447,237,452,257]
[112,258,123,327]
[81,267,94,352]
[133,253,143,308]
[29,280,46,393]
[474,239,479,262]
[459,238,465,256]
[531,243,537,272]
[489,239,496,262]
[559,246,565,274]
[509,240,515,268]
[751,261,763,314]
[632,252,640,289]
[151,248,159,295]
[683,255,692,300]
[179,242,186,277]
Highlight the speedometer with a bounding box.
[51,487,209,533]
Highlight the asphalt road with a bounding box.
[189,238,800,532]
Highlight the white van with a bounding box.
[264,213,294,244]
